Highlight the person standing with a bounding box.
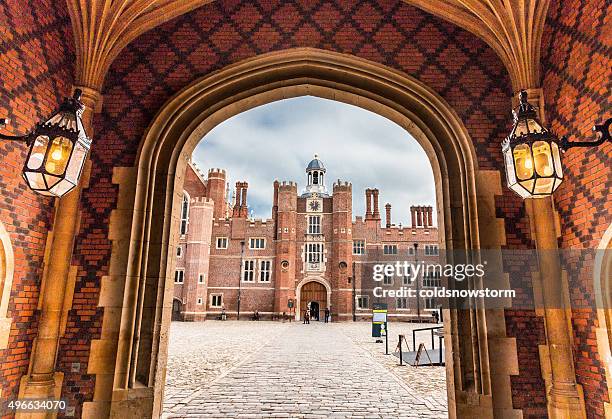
[324,307,330,323]
[303,309,310,324]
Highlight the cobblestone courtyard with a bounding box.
[163,321,448,418]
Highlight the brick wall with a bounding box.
[542,0,611,416]
[0,0,74,414]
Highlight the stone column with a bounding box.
[529,196,586,418]
[17,86,102,412]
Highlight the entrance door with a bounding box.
[300,281,326,321]
[172,299,182,321]
[310,301,320,321]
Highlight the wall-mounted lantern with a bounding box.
[503,90,610,199]
[0,89,90,198]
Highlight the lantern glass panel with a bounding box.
[65,142,88,183]
[515,120,528,136]
[43,174,62,188]
[519,179,535,194]
[44,136,73,176]
[532,141,554,177]
[27,135,49,170]
[24,171,46,190]
[527,119,543,134]
[551,141,563,178]
[504,148,517,186]
[49,179,76,197]
[513,143,534,180]
[534,177,555,195]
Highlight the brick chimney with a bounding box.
[372,188,380,220]
[232,181,248,218]
[410,206,416,228]
[385,203,391,228]
[365,189,372,219]
[240,182,248,218]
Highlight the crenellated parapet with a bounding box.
[190,196,214,206]
[332,180,352,191]
[277,181,298,192]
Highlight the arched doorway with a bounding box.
[299,281,328,322]
[171,299,182,321]
[86,49,518,419]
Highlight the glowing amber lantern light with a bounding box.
[0,89,90,198]
[503,90,564,198]
[503,90,610,199]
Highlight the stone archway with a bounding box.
[83,48,518,419]
[296,278,331,321]
[594,224,612,416]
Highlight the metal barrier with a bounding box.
[412,325,443,351]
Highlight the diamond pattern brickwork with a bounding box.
[0,0,75,413]
[542,0,612,416]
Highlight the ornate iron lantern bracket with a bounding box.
[560,118,612,151]
[0,118,34,144]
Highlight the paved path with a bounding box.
[163,322,447,418]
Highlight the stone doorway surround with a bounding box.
[82,48,519,419]
[297,278,331,322]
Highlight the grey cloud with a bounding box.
[192,97,436,225]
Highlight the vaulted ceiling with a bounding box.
[67,0,549,93]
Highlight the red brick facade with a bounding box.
[174,158,440,322]
[0,0,75,412]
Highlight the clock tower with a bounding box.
[302,154,329,197]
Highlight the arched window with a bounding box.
[180,192,190,235]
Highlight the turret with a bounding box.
[206,168,227,219]
[274,181,298,314]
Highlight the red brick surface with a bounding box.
[542,0,612,416]
[0,0,74,415]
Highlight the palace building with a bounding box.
[173,156,439,322]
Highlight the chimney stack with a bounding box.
[232,181,249,218]
[385,203,391,228]
[365,189,372,219]
[240,182,248,218]
[372,189,380,220]
[410,206,416,228]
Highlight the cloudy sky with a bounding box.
[192,97,435,226]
